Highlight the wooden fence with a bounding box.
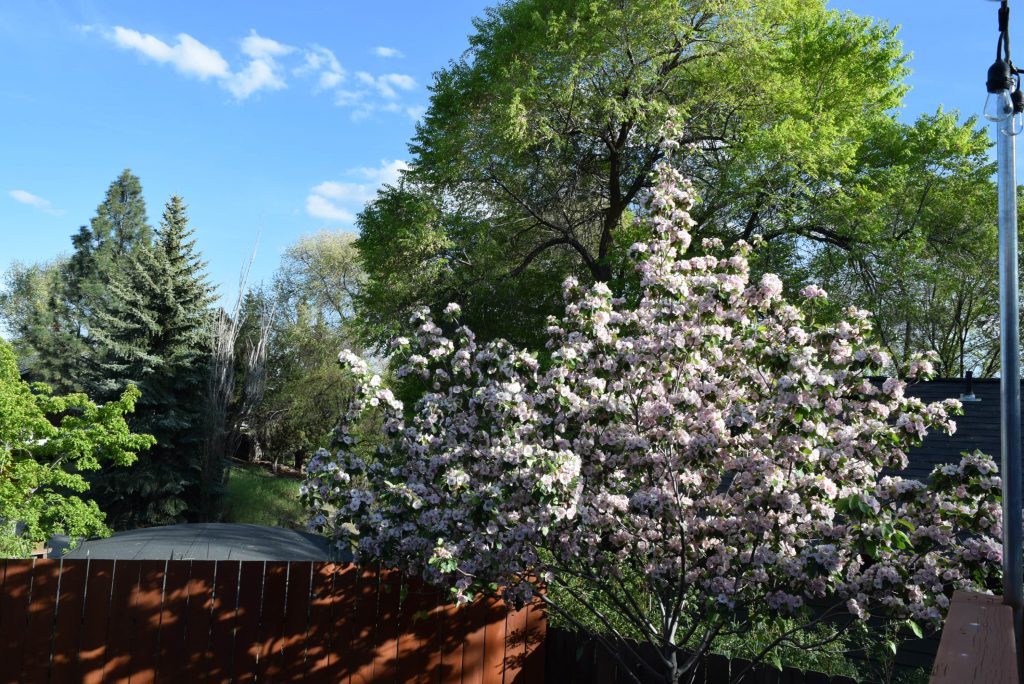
[545,628,865,684]
[0,558,545,684]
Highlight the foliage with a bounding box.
[356,0,928,350]
[305,156,1002,684]
[22,170,153,391]
[0,259,66,373]
[221,463,304,529]
[84,196,216,528]
[807,112,1005,377]
[233,232,365,468]
[0,339,154,557]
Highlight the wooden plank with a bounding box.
[349,566,382,684]
[127,559,168,684]
[930,590,1017,684]
[232,561,265,683]
[208,560,241,683]
[592,633,618,684]
[421,583,447,684]
[440,598,468,684]
[305,563,340,684]
[396,576,432,684]
[705,653,730,684]
[49,559,88,683]
[21,559,61,684]
[0,560,33,684]
[154,560,193,683]
[334,564,364,684]
[260,561,313,681]
[103,559,143,684]
[520,599,547,684]
[279,561,314,680]
[256,561,289,680]
[76,559,115,684]
[179,561,217,681]
[427,588,449,684]
[500,601,529,684]
[461,595,489,684]
[480,599,508,684]
[372,567,402,683]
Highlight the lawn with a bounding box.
[221,462,306,529]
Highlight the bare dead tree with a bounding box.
[199,250,254,520]
[234,296,275,466]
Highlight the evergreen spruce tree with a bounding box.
[18,170,152,391]
[86,196,215,528]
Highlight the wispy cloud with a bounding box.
[9,190,63,216]
[295,45,346,91]
[333,72,419,120]
[110,26,229,80]
[354,71,415,99]
[95,27,422,117]
[106,27,292,99]
[222,30,293,99]
[306,160,409,224]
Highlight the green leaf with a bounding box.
[906,620,923,639]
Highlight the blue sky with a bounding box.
[0,1,1014,306]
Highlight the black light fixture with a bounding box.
[986,2,1017,121]
[987,59,1015,121]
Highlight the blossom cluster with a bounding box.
[302,152,1002,636]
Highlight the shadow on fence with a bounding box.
[0,558,545,684]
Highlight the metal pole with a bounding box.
[998,111,1023,650]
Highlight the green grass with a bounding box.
[221,464,306,529]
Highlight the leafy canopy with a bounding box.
[0,340,154,557]
[357,0,915,350]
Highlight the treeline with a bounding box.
[1,0,1018,535]
[1,174,362,531]
[355,0,1012,378]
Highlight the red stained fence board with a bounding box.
[0,558,543,684]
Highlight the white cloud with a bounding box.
[306,195,356,223]
[373,46,404,58]
[241,31,293,59]
[9,190,63,216]
[306,159,409,224]
[354,71,415,99]
[221,30,292,99]
[111,26,229,80]
[295,46,346,91]
[99,27,414,110]
[224,59,286,99]
[105,27,291,99]
[334,89,366,107]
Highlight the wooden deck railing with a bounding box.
[929,590,1018,684]
[0,557,545,684]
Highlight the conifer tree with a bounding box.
[14,170,153,390]
[86,196,215,528]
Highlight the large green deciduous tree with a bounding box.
[0,340,154,557]
[357,0,918,349]
[84,197,215,528]
[809,112,1011,377]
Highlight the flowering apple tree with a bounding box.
[302,137,1002,683]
